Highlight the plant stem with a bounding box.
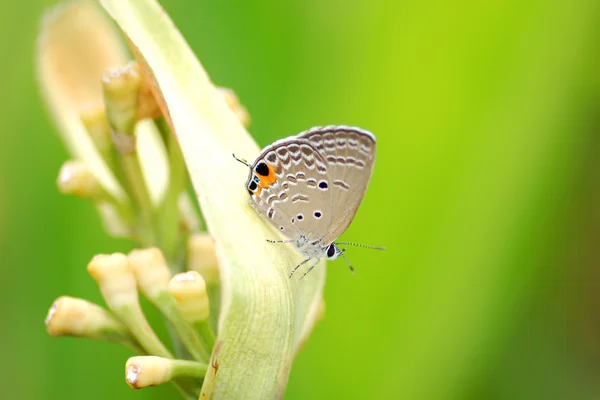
[171,359,208,379]
[120,151,156,245]
[156,117,187,266]
[193,320,216,351]
[118,303,173,358]
[155,291,211,362]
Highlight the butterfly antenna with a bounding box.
[232,153,251,167]
[339,249,355,274]
[336,242,386,251]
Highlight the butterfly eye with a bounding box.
[253,176,260,183]
[326,244,337,258]
[248,181,258,192]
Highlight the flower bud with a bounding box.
[187,233,219,285]
[130,249,210,362]
[45,296,143,353]
[88,253,137,309]
[168,271,209,323]
[46,296,124,338]
[57,160,101,199]
[128,248,171,300]
[126,356,172,389]
[88,253,173,358]
[102,62,140,153]
[125,356,206,389]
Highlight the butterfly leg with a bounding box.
[299,258,319,280]
[267,238,296,244]
[289,257,311,278]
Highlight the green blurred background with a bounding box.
[2,0,600,399]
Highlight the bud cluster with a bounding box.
[39,6,249,395]
[46,241,219,396]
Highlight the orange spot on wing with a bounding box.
[258,164,277,188]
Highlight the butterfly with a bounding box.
[235,126,383,279]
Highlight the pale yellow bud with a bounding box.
[102,61,141,153]
[45,296,124,338]
[128,248,171,300]
[57,160,100,198]
[88,253,173,358]
[45,296,142,353]
[187,233,219,285]
[88,253,138,309]
[102,61,141,99]
[125,356,207,389]
[125,356,172,389]
[168,271,209,323]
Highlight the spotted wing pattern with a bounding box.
[246,126,376,246]
[248,137,330,240]
[298,126,376,244]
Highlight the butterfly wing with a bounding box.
[247,126,376,247]
[248,137,332,241]
[298,126,376,245]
